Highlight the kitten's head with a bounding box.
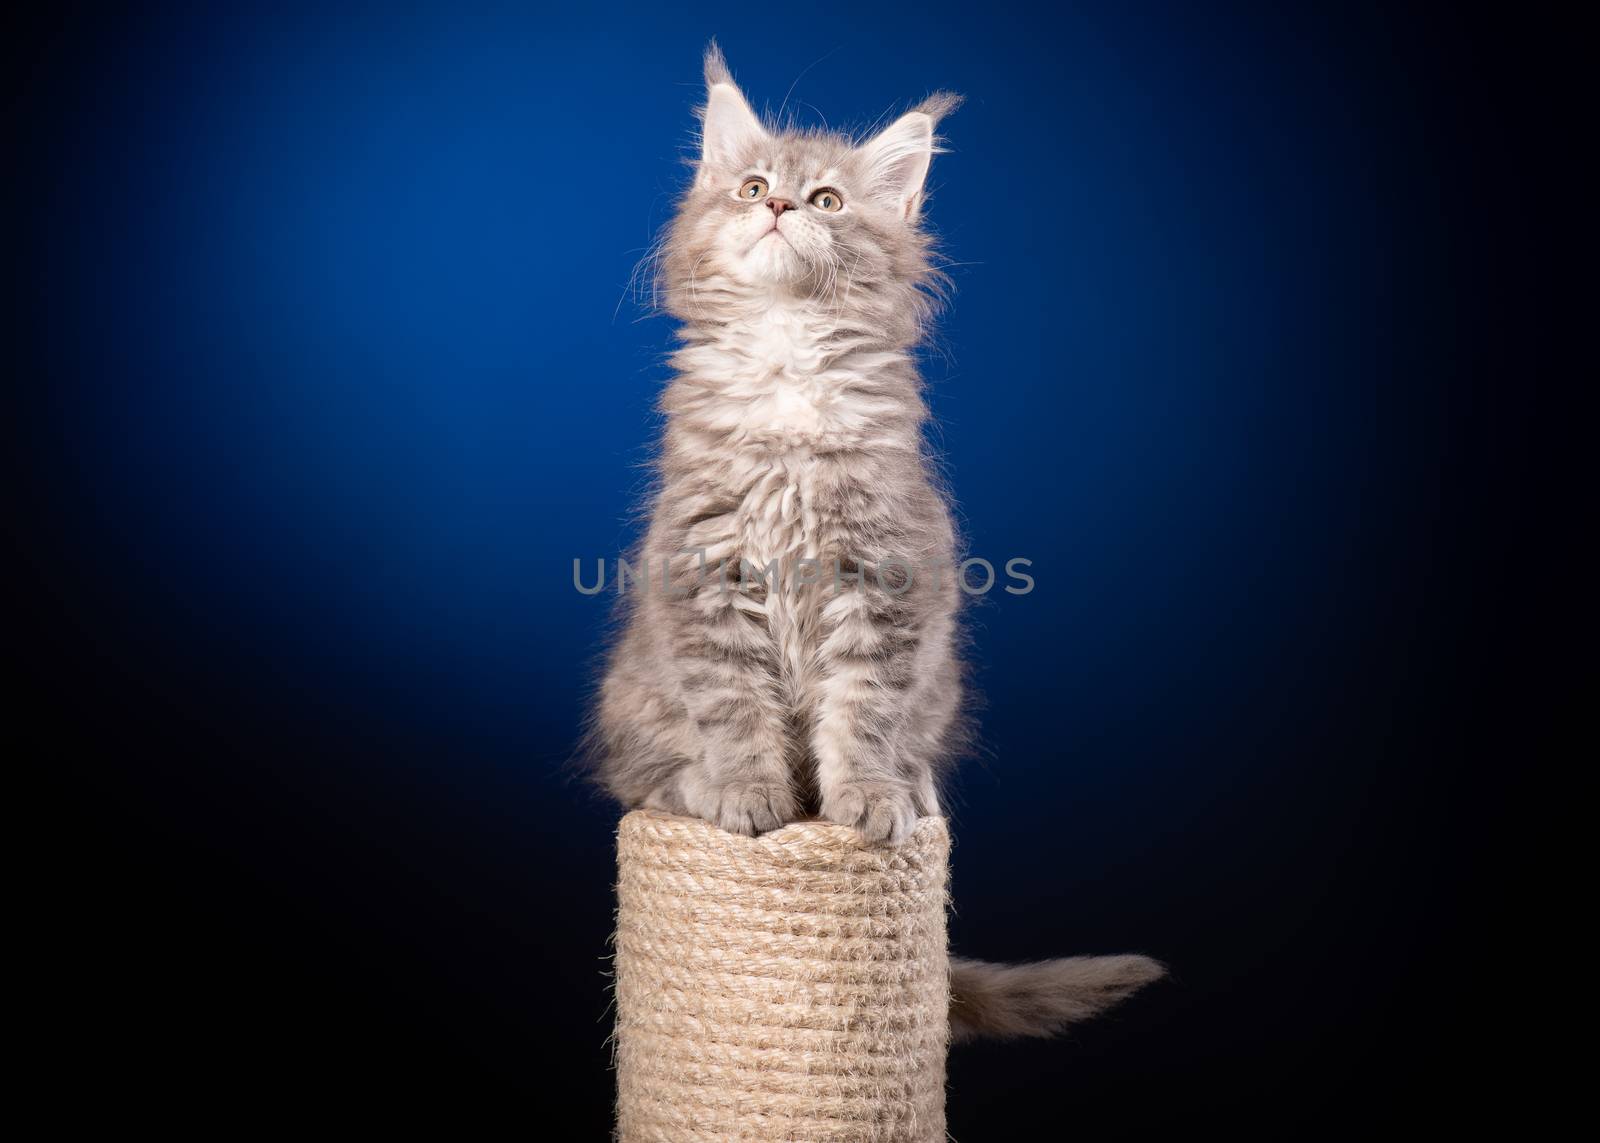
[659,44,959,329]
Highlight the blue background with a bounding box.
[12,1,1555,1134]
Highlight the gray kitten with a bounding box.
[591,45,1162,1039]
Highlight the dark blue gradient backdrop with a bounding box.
[12,2,1554,1135]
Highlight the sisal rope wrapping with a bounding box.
[613,810,951,1142]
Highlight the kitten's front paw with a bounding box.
[704,780,798,836]
[822,780,918,845]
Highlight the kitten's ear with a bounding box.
[698,42,765,172]
[857,93,962,220]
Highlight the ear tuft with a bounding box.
[912,91,964,125]
[703,40,734,89]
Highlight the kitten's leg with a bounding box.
[666,584,798,835]
[811,585,925,843]
[595,625,702,811]
[895,620,962,817]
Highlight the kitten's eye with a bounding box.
[810,188,843,213]
[738,177,769,201]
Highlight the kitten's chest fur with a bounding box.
[687,304,867,685]
[690,304,866,550]
[699,303,847,454]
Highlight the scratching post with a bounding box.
[613,810,951,1142]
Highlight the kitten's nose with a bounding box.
[766,197,795,218]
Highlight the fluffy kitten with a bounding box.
[594,46,963,843]
[591,45,1162,1039]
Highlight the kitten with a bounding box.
[591,45,1162,1039]
[594,45,963,844]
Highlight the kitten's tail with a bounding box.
[948,954,1166,1043]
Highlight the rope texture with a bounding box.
[614,810,951,1142]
